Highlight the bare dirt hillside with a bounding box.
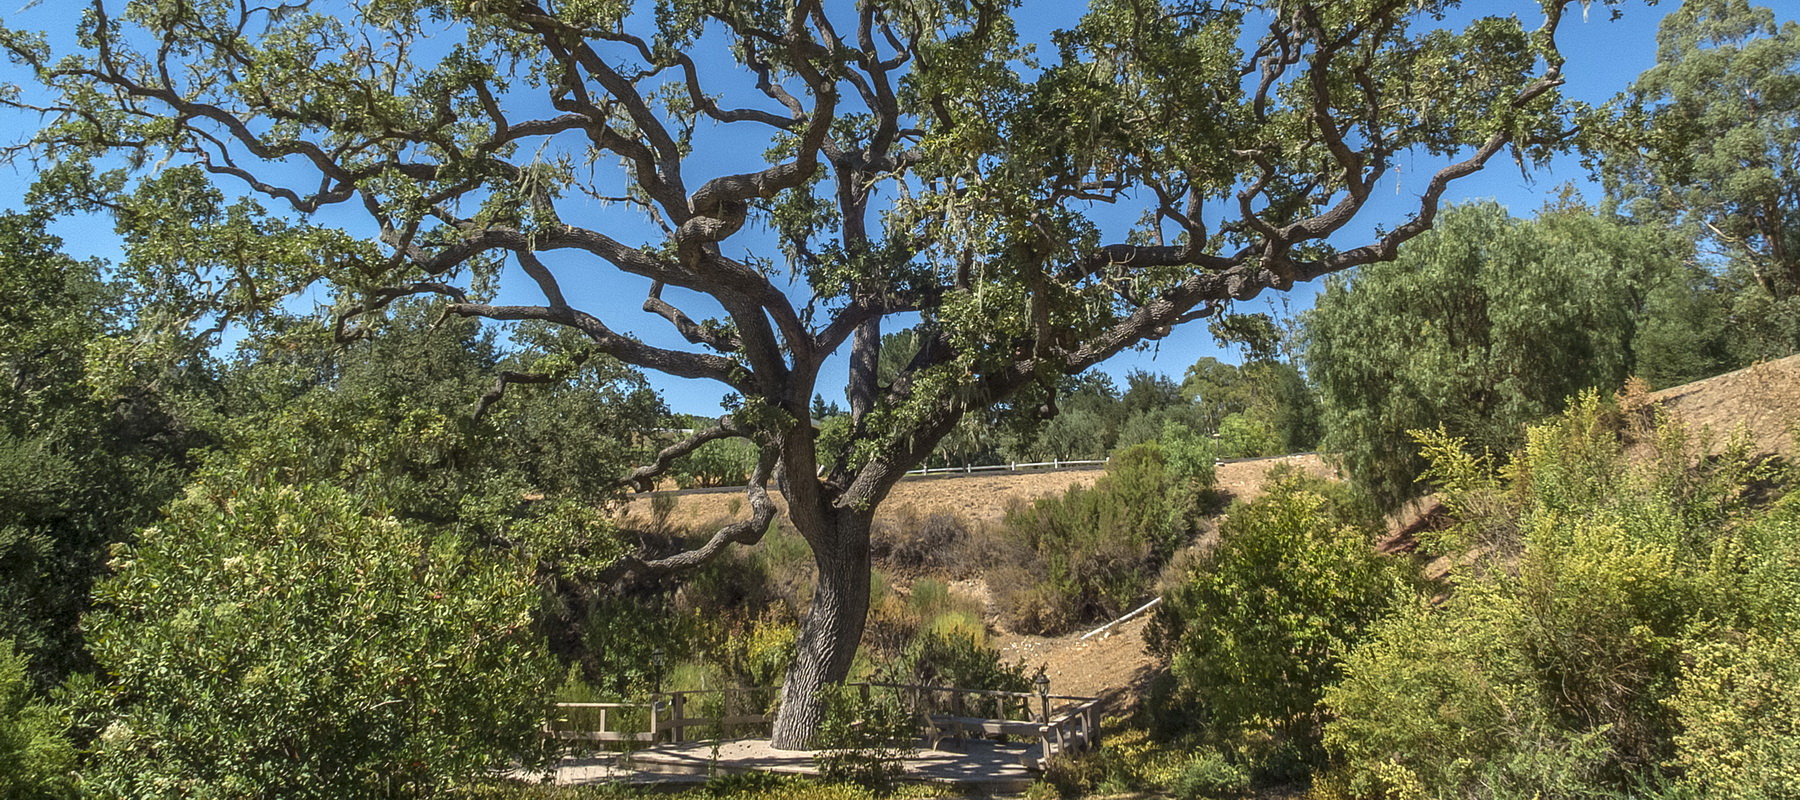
[1647,354,1799,458]
[625,452,1337,532]
[994,613,1162,705]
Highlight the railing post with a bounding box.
[671,693,685,743]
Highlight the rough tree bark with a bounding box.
[770,509,875,749]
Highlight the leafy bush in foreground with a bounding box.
[0,638,75,799]
[77,480,560,799]
[1153,467,1409,770]
[1322,394,1799,798]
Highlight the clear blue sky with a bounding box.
[0,1,1786,416]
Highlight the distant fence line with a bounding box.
[638,452,1321,498]
[903,458,1108,476]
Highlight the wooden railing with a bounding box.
[548,686,780,745]
[549,682,1102,770]
[859,682,1102,769]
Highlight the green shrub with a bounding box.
[77,480,560,799]
[1322,590,1613,800]
[0,639,75,799]
[996,442,1208,633]
[1216,413,1282,460]
[1159,421,1219,491]
[811,684,916,788]
[1666,629,1800,799]
[1323,395,1799,797]
[1153,466,1409,766]
[879,631,1029,693]
[1172,749,1250,800]
[672,437,760,489]
[1027,726,1187,798]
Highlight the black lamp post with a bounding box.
[1033,669,1051,722]
[651,647,666,695]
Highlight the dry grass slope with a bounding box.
[618,358,1799,707]
[625,454,1337,533]
[1647,353,1800,459]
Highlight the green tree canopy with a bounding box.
[1303,201,1717,507]
[0,210,210,687]
[2,0,1600,744]
[1591,0,1800,308]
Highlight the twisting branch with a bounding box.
[334,281,469,342]
[445,301,752,391]
[616,449,779,577]
[471,349,592,421]
[618,419,746,493]
[643,282,740,353]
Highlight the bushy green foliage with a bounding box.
[219,308,656,569]
[996,442,1208,633]
[77,480,561,799]
[671,435,762,489]
[1153,467,1409,767]
[879,631,1029,694]
[1027,726,1188,799]
[1215,413,1282,460]
[811,685,917,788]
[0,639,76,799]
[1321,394,1799,798]
[1322,591,1614,799]
[1590,0,1800,360]
[0,211,208,686]
[1181,324,1321,458]
[1018,374,1125,462]
[1172,749,1250,800]
[453,773,958,800]
[1304,201,1720,508]
[218,309,658,693]
[1665,628,1800,798]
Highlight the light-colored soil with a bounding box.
[1646,354,1800,459]
[992,614,1162,705]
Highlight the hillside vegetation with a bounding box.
[4,0,1800,797]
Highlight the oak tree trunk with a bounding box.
[768,510,873,749]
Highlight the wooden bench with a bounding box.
[923,714,1045,747]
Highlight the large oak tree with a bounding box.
[4,0,1597,746]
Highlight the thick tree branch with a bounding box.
[445,302,751,392]
[617,419,746,493]
[615,450,778,576]
[643,282,740,353]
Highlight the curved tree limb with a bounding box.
[617,419,746,493]
[614,449,779,577]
